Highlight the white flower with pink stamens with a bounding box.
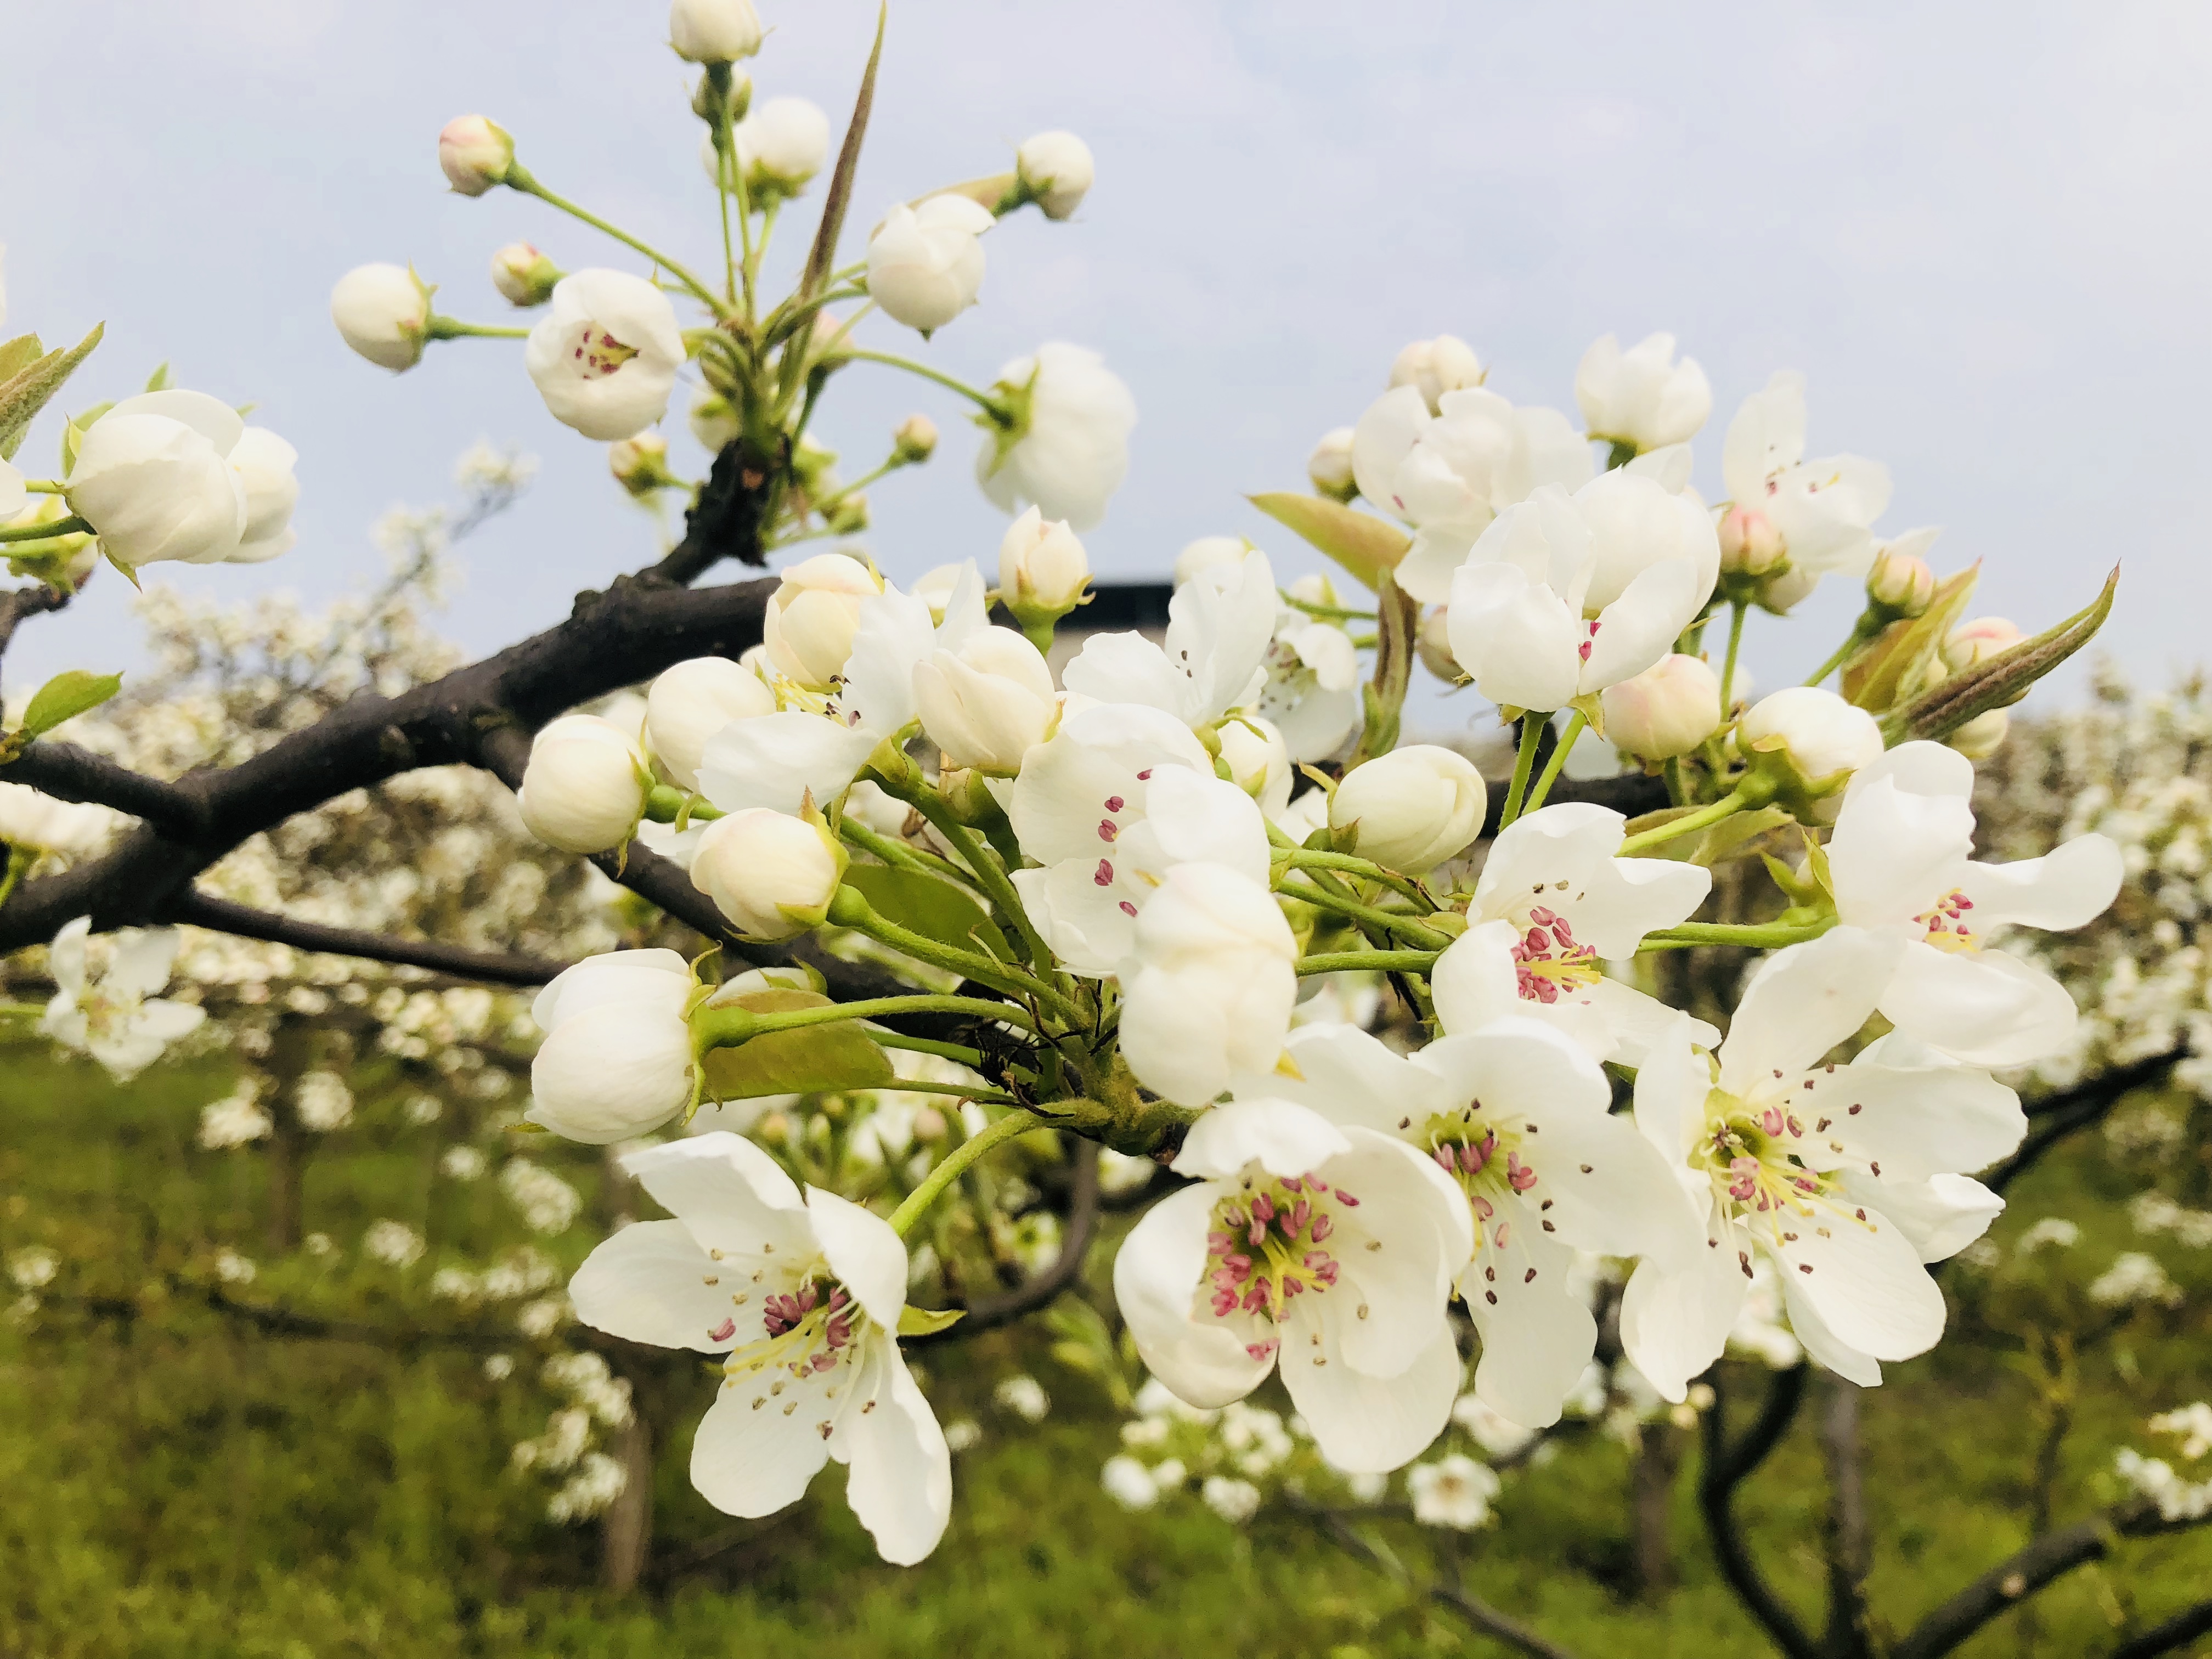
[1113,1098,1473,1472]
[523,269,686,442]
[1620,930,2024,1400]
[1427,801,1717,1064]
[569,1133,951,1565]
[1246,1018,1698,1429]
[1824,741,2123,1067]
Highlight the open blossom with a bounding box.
[1118,863,1299,1106]
[1445,477,1716,714]
[1720,371,1892,583]
[975,343,1137,532]
[569,1133,951,1563]
[1409,1455,1502,1529]
[1426,802,1717,1064]
[1576,332,1713,454]
[1622,931,2023,1397]
[524,270,685,442]
[1250,578,1362,763]
[526,949,697,1142]
[1010,707,1271,974]
[1255,1018,1696,1427]
[1351,383,1593,604]
[68,390,298,568]
[40,918,204,1082]
[1825,742,2122,1066]
[867,197,994,334]
[912,626,1058,775]
[1063,548,1274,731]
[1113,1099,1474,1471]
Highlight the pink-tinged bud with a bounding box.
[1718,506,1786,576]
[1600,653,1723,760]
[490,242,562,307]
[438,115,516,196]
[1866,547,1936,619]
[912,1105,949,1141]
[1943,616,2022,673]
[1946,708,2008,760]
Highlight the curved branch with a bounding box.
[160,888,572,987]
[1427,1584,1584,1659]
[1698,1362,1818,1659]
[7,739,204,834]
[2110,1596,2212,1659]
[1990,1047,2187,1195]
[907,1138,1101,1347]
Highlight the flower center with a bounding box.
[1507,905,1603,1004]
[78,986,142,1043]
[572,324,640,379]
[1914,888,1979,954]
[718,1266,868,1432]
[1203,1172,1359,1360]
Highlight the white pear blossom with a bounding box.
[1352,384,1594,604]
[1426,801,1717,1064]
[331,263,432,371]
[1217,715,1292,822]
[68,391,297,568]
[526,949,697,1143]
[733,98,830,196]
[1015,131,1094,219]
[997,507,1090,624]
[690,808,846,940]
[1250,579,1362,763]
[1576,332,1713,454]
[1825,742,2123,1066]
[975,343,1136,531]
[1009,706,1269,974]
[1062,548,1274,731]
[1409,1454,1501,1528]
[516,714,648,854]
[1255,1018,1697,1427]
[1387,335,1486,414]
[569,1133,951,1564]
[912,626,1058,776]
[867,197,993,334]
[1117,863,1298,1105]
[39,917,204,1082]
[1720,371,1892,583]
[524,270,686,442]
[1113,1098,1474,1471]
[1622,930,2023,1397]
[1444,479,1714,714]
[1328,746,1485,872]
[646,657,776,791]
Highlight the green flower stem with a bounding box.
[0,847,31,913]
[827,886,1082,1025]
[898,789,1057,981]
[1522,708,1588,816]
[1662,756,1689,808]
[1278,591,1377,624]
[879,1079,1019,1104]
[505,165,731,319]
[0,516,90,543]
[642,785,724,826]
[20,481,66,495]
[691,993,1040,1052]
[1637,916,1835,952]
[1499,710,1548,828]
[1282,849,1434,912]
[1291,885,1453,950]
[1720,600,1749,712]
[1296,948,1441,978]
[868,1029,988,1068]
[422,317,532,342]
[889,1108,1046,1237]
[1615,787,1751,856]
[846,349,1006,415]
[1804,618,1882,688]
[838,817,968,883]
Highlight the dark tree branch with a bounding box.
[907,1139,1100,1347]
[651,439,778,586]
[1427,1583,1585,1659]
[1819,1376,1875,1659]
[0,580,73,683]
[1990,1047,2187,1195]
[159,888,573,988]
[1699,1362,1818,1659]
[2110,1596,2212,1659]
[6,738,205,834]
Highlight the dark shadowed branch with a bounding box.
[160,888,573,986]
[1699,1362,1818,1659]
[908,1139,1101,1347]
[1989,1047,2188,1195]
[2109,1596,2212,1658]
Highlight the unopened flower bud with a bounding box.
[526,951,697,1143]
[1217,716,1290,811]
[1416,606,1460,681]
[1015,131,1094,221]
[646,657,776,789]
[1718,506,1786,577]
[731,97,829,200]
[998,505,1090,627]
[669,0,763,64]
[438,115,515,196]
[826,495,870,535]
[1601,653,1722,760]
[608,433,680,498]
[867,197,993,334]
[517,715,649,854]
[1943,617,2022,673]
[1738,687,1882,814]
[690,391,738,455]
[1329,745,1486,871]
[490,242,562,307]
[1946,709,2008,760]
[330,263,432,373]
[1307,427,1357,503]
[910,564,963,625]
[1866,547,1936,619]
[692,66,753,123]
[893,414,938,465]
[690,808,848,940]
[764,552,882,689]
[1388,335,1484,414]
[913,628,1058,775]
[1173,535,1251,588]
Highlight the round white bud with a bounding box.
[690,809,847,940]
[913,628,1059,776]
[1173,535,1251,588]
[490,242,561,307]
[516,715,648,854]
[330,264,432,373]
[1416,606,1460,681]
[437,115,514,196]
[1329,745,1486,871]
[1388,335,1483,414]
[1307,426,1357,503]
[1600,654,1723,760]
[1739,687,1883,792]
[668,0,763,63]
[1015,131,1094,220]
[998,505,1090,623]
[763,552,883,689]
[1943,617,2022,672]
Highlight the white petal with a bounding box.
[1325,1130,1472,1375]
[1809,1046,2024,1178]
[1447,561,1582,713]
[1280,1309,1459,1472]
[1472,803,1623,923]
[1569,851,1713,959]
[1429,919,1525,1034]
[1516,1093,1704,1267]
[1112,1186,1273,1409]
[1877,943,2080,1070]
[620,1132,812,1258]
[1827,773,1974,927]
[1784,1293,1884,1386]
[1173,1097,1351,1181]
[1463,1218,1594,1429]
[1957,834,2124,934]
[1578,975,1716,1066]
[570,1218,744,1351]
[1060,632,1182,718]
[840,586,935,734]
[1632,1019,1711,1162]
[696,711,879,817]
[532,949,691,1032]
[806,1186,909,1329]
[840,1337,953,1565]
[689,1359,839,1517]
[1265,1023,1448,1137]
[1768,1201,1945,1363]
[1841,740,1973,806]
[1579,558,1703,693]
[1718,929,1903,1096]
[108,929,181,998]
[1619,1208,1746,1403]
[1838,1170,2002,1263]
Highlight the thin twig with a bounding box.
[159,888,572,987]
[1699,1363,1819,1659]
[2109,1596,2212,1659]
[907,1139,1101,1346]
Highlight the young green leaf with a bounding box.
[1247,492,1409,592]
[896,1305,966,1336]
[842,862,1013,962]
[0,324,105,462]
[1884,566,2119,745]
[19,668,123,740]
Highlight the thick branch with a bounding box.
[1990,1047,2187,1195]
[651,439,777,585]
[2110,1597,2212,1659]
[160,888,572,987]
[7,738,204,834]
[1699,1363,1818,1659]
[0,581,72,678]
[907,1139,1100,1347]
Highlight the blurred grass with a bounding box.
[2,1046,2207,1659]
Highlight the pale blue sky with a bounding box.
[5,1,2208,737]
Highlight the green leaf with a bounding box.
[143,362,172,393]
[1885,566,2119,746]
[1248,492,1409,592]
[0,324,104,462]
[699,988,894,1099]
[842,862,1012,961]
[1692,804,1793,867]
[0,335,42,386]
[59,402,115,476]
[896,1305,965,1336]
[19,669,122,739]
